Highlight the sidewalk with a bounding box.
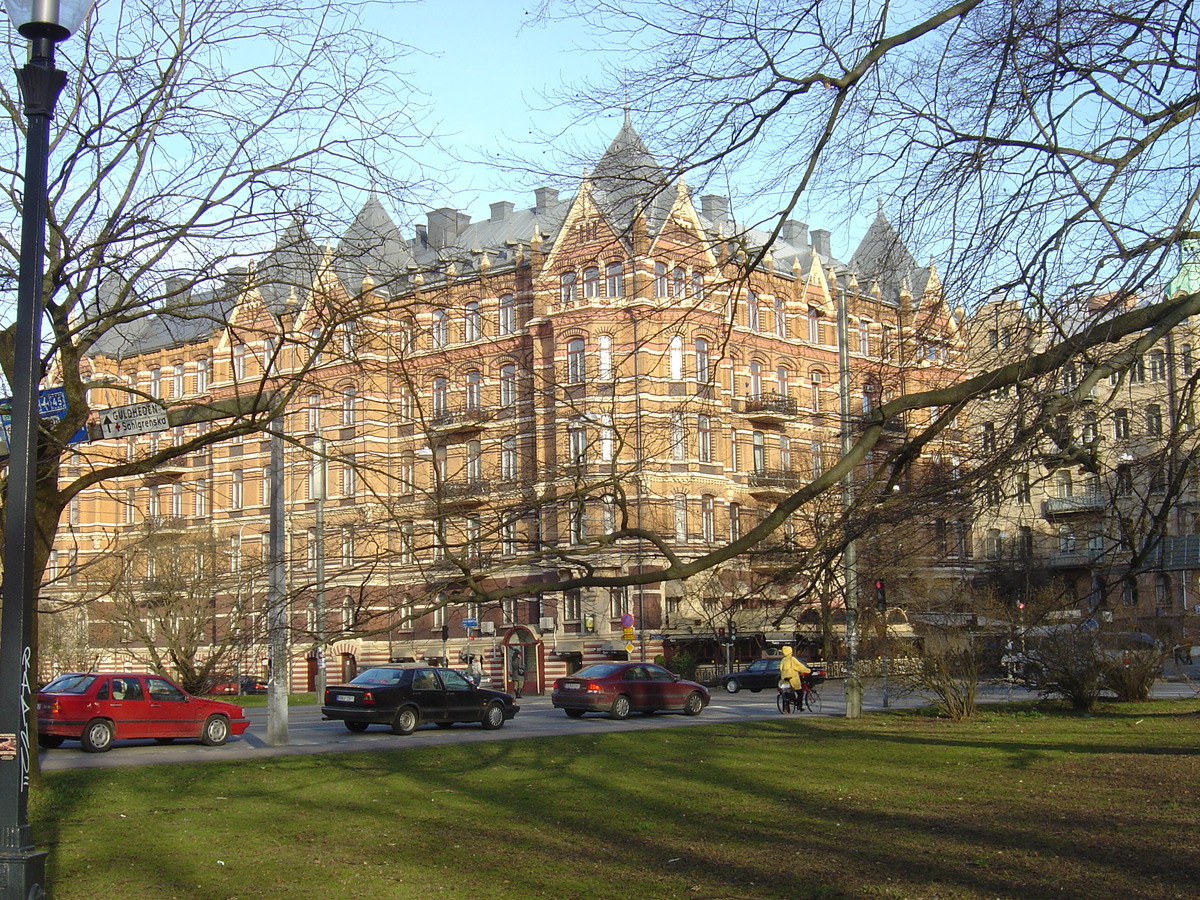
[1161,656,1200,682]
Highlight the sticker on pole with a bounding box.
[98,401,170,439]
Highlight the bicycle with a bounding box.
[776,678,822,714]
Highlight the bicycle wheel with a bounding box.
[776,690,790,714]
[804,687,823,714]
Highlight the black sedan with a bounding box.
[551,662,709,719]
[720,658,826,694]
[322,665,519,734]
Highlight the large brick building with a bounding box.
[39,120,964,694]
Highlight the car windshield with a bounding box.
[350,668,405,686]
[41,674,98,694]
[571,664,624,679]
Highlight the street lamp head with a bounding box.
[4,0,96,41]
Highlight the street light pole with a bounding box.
[836,279,864,718]
[0,3,96,896]
[312,438,327,702]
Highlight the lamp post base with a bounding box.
[0,849,48,899]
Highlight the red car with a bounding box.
[551,662,710,719]
[37,672,250,752]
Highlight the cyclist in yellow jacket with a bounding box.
[779,645,811,703]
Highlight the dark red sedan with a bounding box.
[37,672,250,752]
[551,662,710,719]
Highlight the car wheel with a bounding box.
[80,718,114,753]
[683,691,705,716]
[609,695,632,720]
[564,708,586,718]
[201,715,230,746]
[724,679,740,694]
[391,707,419,735]
[344,721,370,733]
[481,702,505,730]
[154,737,176,745]
[37,734,64,749]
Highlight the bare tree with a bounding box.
[0,1,429,662]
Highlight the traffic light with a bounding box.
[717,626,727,643]
[874,579,887,612]
[441,624,449,642]
[728,621,738,643]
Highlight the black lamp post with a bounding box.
[0,2,95,897]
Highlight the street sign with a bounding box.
[98,401,170,439]
[625,642,634,653]
[620,613,634,628]
[462,618,478,628]
[1080,618,1099,633]
[622,627,635,641]
[0,387,87,447]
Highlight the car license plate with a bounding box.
[336,694,354,702]
[562,683,581,690]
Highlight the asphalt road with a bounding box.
[38,678,1198,772]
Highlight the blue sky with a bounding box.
[381,2,623,222]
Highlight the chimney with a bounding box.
[426,207,471,250]
[534,187,559,215]
[490,200,514,223]
[701,194,730,225]
[810,228,832,260]
[781,219,808,246]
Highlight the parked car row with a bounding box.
[39,660,722,753]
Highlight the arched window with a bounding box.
[654,262,668,296]
[697,414,712,462]
[463,301,482,342]
[466,440,482,482]
[752,431,766,473]
[672,266,686,298]
[560,271,577,304]
[774,297,787,337]
[691,271,704,301]
[499,364,517,407]
[431,309,448,347]
[597,334,613,380]
[669,335,684,382]
[342,385,358,426]
[810,370,823,411]
[673,494,688,542]
[701,495,715,542]
[567,338,587,383]
[1122,578,1138,607]
[749,360,763,398]
[500,436,518,481]
[606,261,624,298]
[432,377,448,416]
[746,291,760,331]
[808,309,821,344]
[498,294,516,335]
[694,337,710,383]
[465,370,481,410]
[671,411,686,460]
[582,266,600,298]
[779,434,792,471]
[1156,574,1172,607]
[776,366,790,397]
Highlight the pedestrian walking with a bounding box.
[510,650,526,698]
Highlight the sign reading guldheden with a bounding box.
[98,401,170,439]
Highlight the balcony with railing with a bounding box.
[1046,548,1102,568]
[742,392,799,423]
[747,468,801,498]
[429,403,491,433]
[1041,492,1107,519]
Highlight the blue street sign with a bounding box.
[0,387,87,447]
[462,618,478,629]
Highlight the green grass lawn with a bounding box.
[34,699,1200,899]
